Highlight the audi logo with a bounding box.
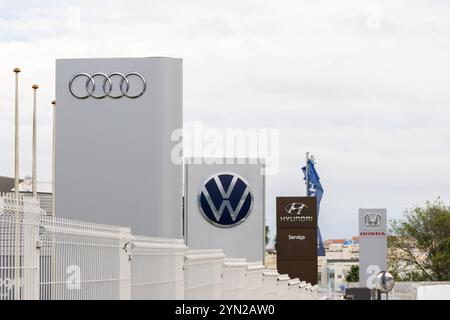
[68,72,147,100]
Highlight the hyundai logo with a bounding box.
[198,172,253,228]
[285,203,308,215]
[365,213,382,227]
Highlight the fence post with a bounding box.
[22,198,40,300]
[119,227,132,300]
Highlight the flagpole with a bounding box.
[32,84,39,198]
[50,101,56,291]
[305,152,309,196]
[51,100,56,217]
[13,68,21,197]
[13,67,21,300]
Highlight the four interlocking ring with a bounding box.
[69,72,147,99]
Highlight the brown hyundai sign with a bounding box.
[277,197,317,229]
[276,197,318,285]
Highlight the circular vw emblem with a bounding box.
[68,72,147,99]
[199,172,254,228]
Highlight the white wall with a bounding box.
[417,284,450,300]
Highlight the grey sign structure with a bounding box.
[358,208,387,288]
[55,57,183,238]
[184,158,265,262]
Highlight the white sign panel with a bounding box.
[358,208,387,288]
[184,158,265,262]
[55,57,183,238]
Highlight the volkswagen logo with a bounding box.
[199,172,254,228]
[285,203,308,215]
[68,72,147,99]
[365,213,382,227]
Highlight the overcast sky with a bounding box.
[1,0,449,243]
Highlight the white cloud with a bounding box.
[0,0,449,241]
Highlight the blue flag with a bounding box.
[302,159,325,256]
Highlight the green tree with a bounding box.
[265,225,270,247]
[389,199,450,281]
[345,265,359,283]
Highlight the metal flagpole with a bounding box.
[13,68,21,196]
[51,100,56,217]
[13,67,21,300]
[32,84,39,198]
[305,152,309,196]
[50,100,56,296]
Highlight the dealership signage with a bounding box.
[279,202,314,224]
[185,159,265,262]
[358,208,387,288]
[198,172,254,228]
[68,72,147,99]
[55,57,183,238]
[276,197,318,285]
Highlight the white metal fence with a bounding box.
[0,194,320,300]
[38,215,131,300]
[0,194,42,300]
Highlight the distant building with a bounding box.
[12,175,52,193]
[0,176,22,193]
[3,175,53,216]
[324,239,345,248]
[319,238,359,291]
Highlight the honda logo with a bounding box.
[365,213,382,227]
[199,172,253,228]
[285,203,308,215]
[360,231,386,236]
